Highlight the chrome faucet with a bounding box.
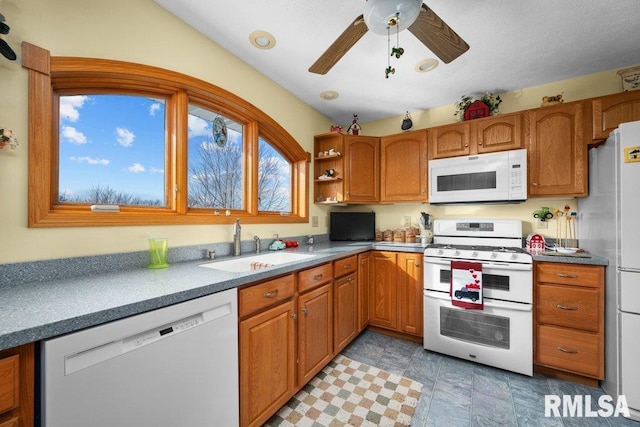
[233,218,241,256]
[254,235,261,253]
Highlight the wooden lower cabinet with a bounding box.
[298,283,333,386]
[370,251,423,337]
[240,299,296,427]
[334,273,358,353]
[357,252,372,331]
[397,253,423,336]
[0,343,34,427]
[534,262,604,384]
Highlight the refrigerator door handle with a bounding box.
[619,267,640,273]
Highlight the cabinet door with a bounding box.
[0,343,34,427]
[357,252,372,331]
[240,300,296,427]
[334,273,358,353]
[527,102,587,197]
[344,136,379,202]
[370,251,398,330]
[592,91,640,140]
[397,253,423,336]
[298,283,334,386]
[476,113,523,153]
[428,122,472,159]
[380,131,428,202]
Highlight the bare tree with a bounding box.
[60,185,163,206]
[188,138,290,211]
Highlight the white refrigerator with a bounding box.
[579,120,640,421]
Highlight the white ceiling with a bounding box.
[155,0,640,124]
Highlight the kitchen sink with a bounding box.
[199,252,316,273]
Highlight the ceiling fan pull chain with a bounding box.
[385,25,395,78]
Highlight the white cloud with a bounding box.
[61,126,88,144]
[128,163,145,173]
[59,95,89,122]
[149,167,164,174]
[149,103,161,116]
[70,156,109,165]
[116,127,135,147]
[188,115,210,138]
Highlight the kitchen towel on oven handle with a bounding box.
[450,261,483,310]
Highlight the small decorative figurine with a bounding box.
[385,66,395,79]
[347,114,361,135]
[390,46,404,59]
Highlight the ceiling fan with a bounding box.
[309,0,469,75]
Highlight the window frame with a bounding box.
[22,43,309,227]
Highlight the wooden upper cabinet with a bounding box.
[313,134,379,204]
[527,102,587,197]
[428,121,472,159]
[476,112,523,153]
[591,91,640,141]
[380,130,428,202]
[343,136,379,203]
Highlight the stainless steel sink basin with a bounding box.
[199,252,315,273]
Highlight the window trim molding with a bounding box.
[22,42,309,227]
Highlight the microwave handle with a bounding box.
[424,290,532,312]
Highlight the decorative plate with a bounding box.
[212,115,227,147]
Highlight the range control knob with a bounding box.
[454,250,460,256]
[490,252,498,259]
[437,249,444,256]
[471,251,478,257]
[510,253,518,260]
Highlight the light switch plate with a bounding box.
[311,216,318,227]
[404,216,411,227]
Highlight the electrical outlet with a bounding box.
[404,216,411,227]
[311,216,318,227]
[538,219,548,229]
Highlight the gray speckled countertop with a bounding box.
[0,241,608,351]
[532,252,609,266]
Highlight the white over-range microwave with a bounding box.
[428,148,527,204]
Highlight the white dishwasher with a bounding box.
[41,288,239,427]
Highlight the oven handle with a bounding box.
[424,290,532,312]
[424,257,532,271]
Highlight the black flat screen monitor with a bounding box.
[329,212,375,241]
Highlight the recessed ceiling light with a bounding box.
[415,58,439,73]
[249,30,276,50]
[320,90,339,101]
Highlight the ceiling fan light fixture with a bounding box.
[363,0,422,35]
[249,30,276,50]
[415,58,439,73]
[320,90,339,101]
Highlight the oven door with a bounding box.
[424,290,532,376]
[424,256,532,304]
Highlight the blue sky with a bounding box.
[59,94,167,203]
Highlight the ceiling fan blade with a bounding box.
[408,4,469,64]
[309,15,368,75]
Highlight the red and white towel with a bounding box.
[450,261,483,310]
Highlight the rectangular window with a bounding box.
[258,137,291,213]
[58,94,167,207]
[187,105,244,210]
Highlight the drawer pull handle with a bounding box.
[344,264,351,269]
[313,274,323,280]
[556,304,578,311]
[556,346,578,354]
[556,273,578,279]
[263,289,279,298]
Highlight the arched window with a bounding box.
[22,43,309,227]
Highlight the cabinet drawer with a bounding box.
[0,417,19,427]
[298,263,333,293]
[536,325,602,378]
[536,263,603,288]
[536,284,600,332]
[334,256,357,278]
[239,274,295,318]
[0,355,19,414]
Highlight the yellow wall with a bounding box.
[0,0,632,263]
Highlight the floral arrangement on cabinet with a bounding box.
[0,126,18,149]
[454,92,502,121]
